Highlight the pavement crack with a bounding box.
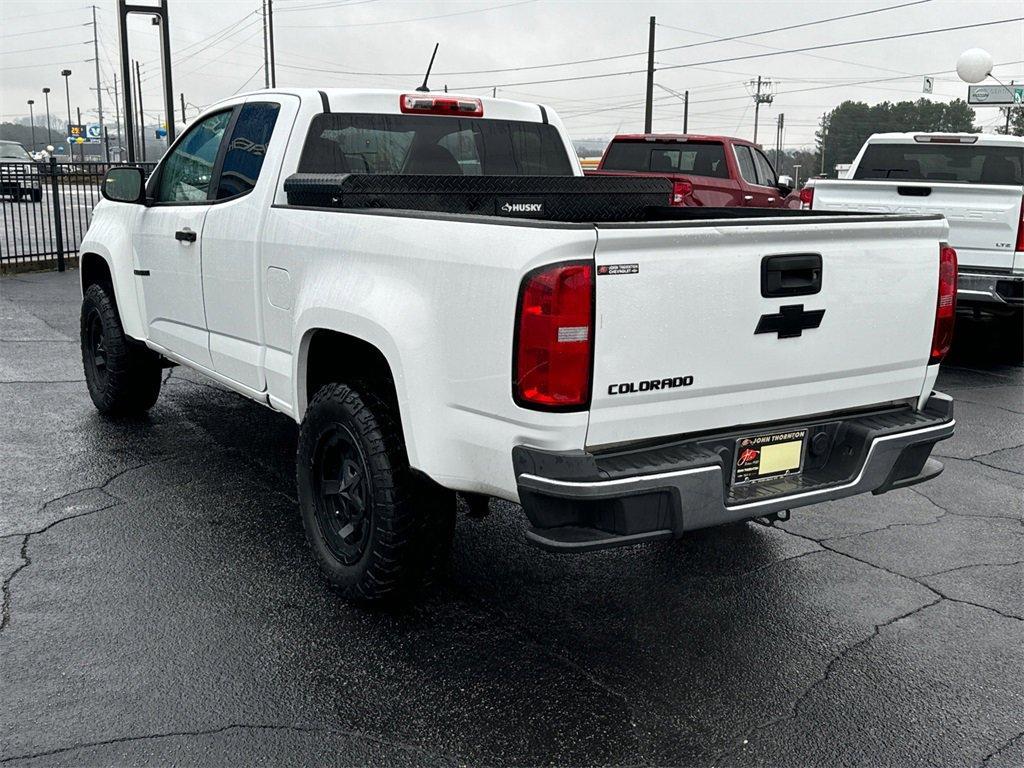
[980,728,1024,767]
[0,723,459,766]
[0,459,169,634]
[714,596,943,765]
[775,527,1022,622]
[0,379,85,385]
[918,559,1024,579]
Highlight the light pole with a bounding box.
[61,69,72,134]
[27,100,36,152]
[61,69,76,162]
[793,164,802,189]
[42,87,52,148]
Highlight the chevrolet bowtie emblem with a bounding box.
[755,304,826,339]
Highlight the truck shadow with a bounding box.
[946,314,1023,367]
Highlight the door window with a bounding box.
[734,145,758,185]
[752,149,778,187]
[155,111,231,203]
[216,103,281,199]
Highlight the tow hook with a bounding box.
[754,509,791,527]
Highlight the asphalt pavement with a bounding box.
[1,270,1021,767]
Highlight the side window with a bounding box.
[216,102,280,199]
[156,111,231,203]
[752,149,777,187]
[734,145,758,185]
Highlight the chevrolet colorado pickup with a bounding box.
[808,132,1024,338]
[81,89,956,603]
[586,133,799,208]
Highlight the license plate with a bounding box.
[732,429,807,485]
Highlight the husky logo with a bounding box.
[498,199,544,216]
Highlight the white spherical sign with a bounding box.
[957,48,993,84]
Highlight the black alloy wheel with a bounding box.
[311,423,373,565]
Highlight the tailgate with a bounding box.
[813,180,1022,271]
[587,215,945,448]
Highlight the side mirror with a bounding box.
[101,166,146,204]
[776,174,794,193]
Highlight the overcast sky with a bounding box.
[1,0,1021,148]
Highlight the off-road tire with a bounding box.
[80,283,162,415]
[297,382,456,604]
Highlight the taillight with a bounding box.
[671,179,693,206]
[1015,197,1024,252]
[930,244,957,364]
[513,262,593,409]
[400,94,483,117]
[799,187,814,209]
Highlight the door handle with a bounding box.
[761,253,823,298]
[743,195,754,204]
[767,197,776,203]
[175,228,197,243]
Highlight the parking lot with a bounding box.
[0,270,1021,766]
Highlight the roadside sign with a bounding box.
[86,123,102,140]
[922,76,933,94]
[67,123,85,143]
[968,84,1024,105]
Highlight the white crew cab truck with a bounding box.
[81,89,956,603]
[809,133,1024,337]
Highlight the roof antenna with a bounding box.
[415,43,440,92]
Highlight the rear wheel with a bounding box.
[297,382,455,604]
[81,283,162,416]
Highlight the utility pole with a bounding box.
[267,0,276,87]
[819,112,829,175]
[775,113,784,164]
[1006,80,1015,134]
[112,75,122,160]
[135,60,147,162]
[683,90,689,133]
[76,106,83,161]
[750,76,774,144]
[180,93,186,125]
[91,5,108,161]
[644,16,656,133]
[262,0,269,88]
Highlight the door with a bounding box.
[751,147,785,208]
[734,145,780,207]
[135,109,232,368]
[200,99,287,390]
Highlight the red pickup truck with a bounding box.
[586,133,800,209]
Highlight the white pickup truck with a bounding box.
[81,89,956,603]
[809,132,1024,336]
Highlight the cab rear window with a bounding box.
[298,113,573,176]
[853,143,1024,185]
[602,141,729,178]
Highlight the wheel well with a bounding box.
[304,329,400,416]
[80,252,114,298]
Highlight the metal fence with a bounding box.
[0,159,156,273]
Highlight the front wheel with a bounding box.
[297,383,455,604]
[81,283,162,416]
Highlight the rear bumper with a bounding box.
[514,393,954,552]
[957,268,1024,311]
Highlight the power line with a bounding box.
[0,23,88,39]
[451,15,1024,90]
[272,0,934,79]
